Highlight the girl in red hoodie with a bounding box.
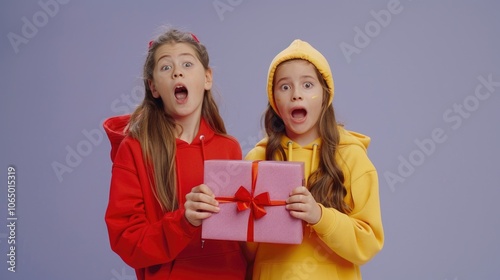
[103,28,247,280]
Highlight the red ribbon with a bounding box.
[215,161,285,242]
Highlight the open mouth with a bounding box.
[174,85,188,100]
[291,108,307,119]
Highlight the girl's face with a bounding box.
[273,59,324,146]
[148,42,212,122]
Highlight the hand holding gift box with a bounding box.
[202,160,304,244]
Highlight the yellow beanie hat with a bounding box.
[267,39,334,114]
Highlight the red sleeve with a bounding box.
[104,140,198,269]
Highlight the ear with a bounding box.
[148,80,159,98]
[204,68,213,91]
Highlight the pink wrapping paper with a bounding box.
[201,160,304,244]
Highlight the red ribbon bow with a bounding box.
[234,186,271,219]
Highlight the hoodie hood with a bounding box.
[254,126,370,151]
[103,115,130,162]
[338,126,371,150]
[251,126,370,180]
[267,39,334,114]
[102,114,216,163]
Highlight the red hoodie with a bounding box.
[103,115,247,280]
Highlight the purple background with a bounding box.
[1,1,499,279]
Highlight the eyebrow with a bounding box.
[157,52,196,63]
[275,75,317,85]
[300,75,318,80]
[275,77,290,85]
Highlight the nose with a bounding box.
[172,68,183,78]
[291,88,303,101]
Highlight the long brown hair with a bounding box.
[264,65,351,214]
[127,28,227,212]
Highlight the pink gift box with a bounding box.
[202,160,304,244]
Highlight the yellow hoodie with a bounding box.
[245,126,384,280]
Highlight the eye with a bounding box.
[280,84,291,91]
[304,82,313,89]
[160,65,172,71]
[183,62,193,67]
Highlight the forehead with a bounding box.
[154,42,197,61]
[275,59,318,77]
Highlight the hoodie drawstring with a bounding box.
[287,141,318,175]
[199,135,206,162]
[287,141,293,161]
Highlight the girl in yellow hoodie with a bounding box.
[243,39,384,279]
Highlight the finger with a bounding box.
[186,200,220,213]
[186,191,219,206]
[286,202,305,212]
[185,210,213,226]
[197,184,215,197]
[288,210,301,218]
[289,186,309,196]
[286,193,307,204]
[286,195,298,204]
[288,210,307,221]
[287,199,319,213]
[187,209,214,220]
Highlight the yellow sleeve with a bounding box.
[311,148,384,265]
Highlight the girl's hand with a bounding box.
[285,186,322,225]
[184,184,220,227]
